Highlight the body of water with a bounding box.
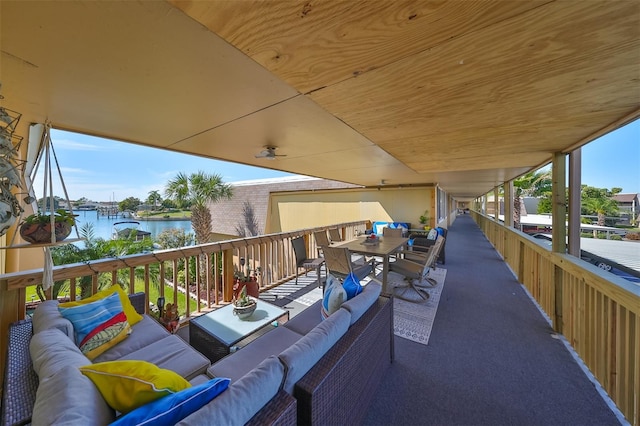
[73,211,193,241]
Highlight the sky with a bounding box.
[40,130,296,202]
[581,119,639,193]
[34,120,639,202]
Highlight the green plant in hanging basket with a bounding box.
[19,209,77,244]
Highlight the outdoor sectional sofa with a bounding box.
[1,282,392,425]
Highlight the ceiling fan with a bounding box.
[255,146,286,160]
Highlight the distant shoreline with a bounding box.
[134,216,191,222]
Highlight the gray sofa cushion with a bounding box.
[92,314,169,363]
[207,326,303,382]
[32,300,74,338]
[32,364,115,426]
[341,281,382,325]
[189,374,212,386]
[118,335,210,380]
[283,300,323,335]
[279,308,351,394]
[30,328,90,379]
[178,356,285,426]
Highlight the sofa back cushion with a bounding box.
[32,300,74,338]
[279,308,351,394]
[341,281,382,325]
[178,356,285,426]
[32,364,115,425]
[30,328,91,379]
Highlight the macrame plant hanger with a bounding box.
[19,122,79,290]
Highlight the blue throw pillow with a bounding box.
[110,377,230,426]
[342,272,363,300]
[321,274,346,320]
[58,292,130,360]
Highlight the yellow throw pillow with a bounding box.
[59,285,143,326]
[80,360,191,413]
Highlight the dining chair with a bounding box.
[313,230,331,256]
[408,228,447,264]
[321,246,375,283]
[291,236,325,286]
[382,227,403,238]
[389,235,445,302]
[382,227,404,259]
[328,228,343,243]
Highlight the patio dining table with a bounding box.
[333,236,408,294]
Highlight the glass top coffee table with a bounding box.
[189,298,289,363]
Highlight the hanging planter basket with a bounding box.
[19,220,72,244]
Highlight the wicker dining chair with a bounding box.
[291,236,325,286]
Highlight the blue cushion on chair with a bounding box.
[110,377,230,425]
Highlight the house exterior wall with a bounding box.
[266,186,435,233]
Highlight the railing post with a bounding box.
[553,265,563,333]
[223,248,234,302]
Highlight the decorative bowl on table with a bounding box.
[362,234,380,245]
[233,301,257,320]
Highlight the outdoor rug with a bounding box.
[391,267,447,346]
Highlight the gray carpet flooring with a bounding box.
[363,215,623,426]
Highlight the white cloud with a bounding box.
[51,138,105,151]
[60,166,91,175]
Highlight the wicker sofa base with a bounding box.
[1,292,296,426]
[294,295,393,425]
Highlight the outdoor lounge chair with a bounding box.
[291,236,325,286]
[389,235,445,302]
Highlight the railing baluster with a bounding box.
[69,277,76,301]
[184,255,191,318]
[159,261,165,300]
[172,258,179,306]
[144,264,150,314]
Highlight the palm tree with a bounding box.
[581,186,620,226]
[146,190,162,211]
[164,171,233,244]
[513,170,552,229]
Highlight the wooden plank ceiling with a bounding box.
[1,0,638,199]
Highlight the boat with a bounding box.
[112,221,151,241]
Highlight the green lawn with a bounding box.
[136,210,191,218]
[27,279,206,318]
